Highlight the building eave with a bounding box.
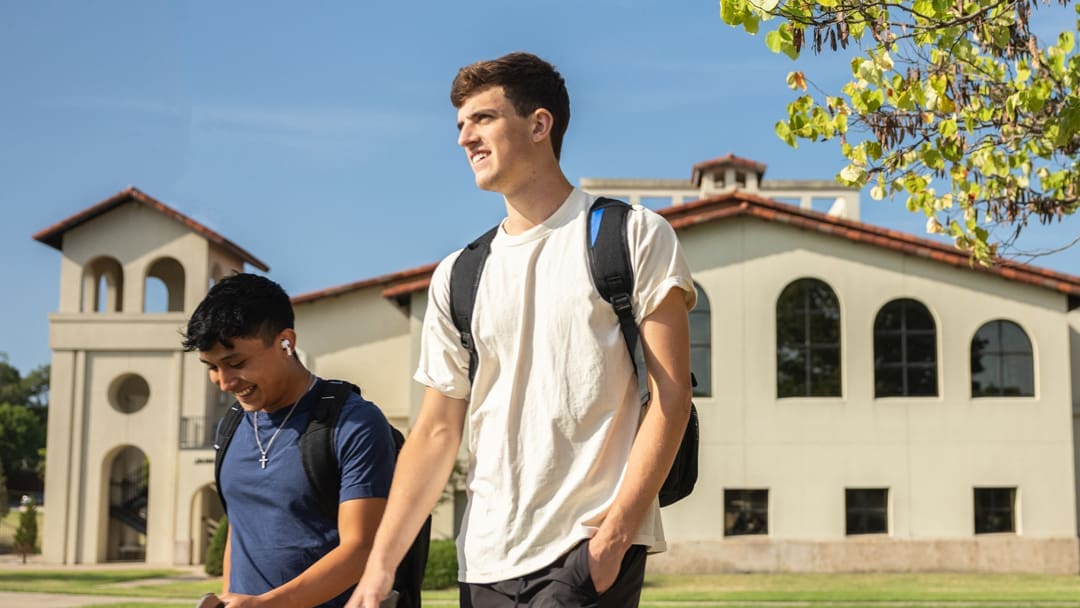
[32,186,270,271]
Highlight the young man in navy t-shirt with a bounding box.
[184,273,396,608]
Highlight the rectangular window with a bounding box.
[974,487,1016,534]
[724,489,768,536]
[845,488,888,535]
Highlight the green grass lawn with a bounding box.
[0,569,190,596]
[2,570,1080,607]
[641,572,1080,602]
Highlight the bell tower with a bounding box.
[34,187,268,564]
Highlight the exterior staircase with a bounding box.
[108,468,148,535]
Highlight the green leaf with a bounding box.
[839,164,868,185]
[765,29,783,53]
[775,121,796,148]
[1060,30,1076,54]
[939,118,957,138]
[921,148,945,170]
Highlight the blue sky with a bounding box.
[1,1,1076,375]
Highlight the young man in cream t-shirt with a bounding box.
[348,52,694,608]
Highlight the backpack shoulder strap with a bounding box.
[449,226,499,383]
[213,403,246,515]
[587,196,650,406]
[300,379,354,521]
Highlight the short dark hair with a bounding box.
[182,273,293,352]
[450,52,571,160]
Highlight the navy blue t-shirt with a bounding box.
[219,380,396,608]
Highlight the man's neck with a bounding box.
[501,174,574,235]
[264,365,314,413]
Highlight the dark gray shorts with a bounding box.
[459,539,647,607]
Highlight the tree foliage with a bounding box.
[0,403,45,477]
[720,0,1080,262]
[0,355,49,414]
[0,355,48,478]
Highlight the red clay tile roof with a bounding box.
[691,153,768,186]
[32,186,269,271]
[658,191,1080,298]
[307,190,1080,303]
[292,262,438,305]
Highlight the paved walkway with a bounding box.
[0,590,170,607]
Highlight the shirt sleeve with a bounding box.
[413,250,473,400]
[335,395,397,502]
[627,204,697,323]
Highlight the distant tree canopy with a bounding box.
[720,0,1080,263]
[0,355,47,477]
[0,356,49,414]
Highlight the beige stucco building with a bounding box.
[35,155,1080,573]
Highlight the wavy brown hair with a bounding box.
[451,52,570,160]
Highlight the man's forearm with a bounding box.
[365,388,466,583]
[261,537,375,608]
[348,389,467,608]
[598,288,692,548]
[365,406,464,576]
[601,386,691,545]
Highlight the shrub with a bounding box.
[13,497,37,564]
[205,515,229,576]
[422,539,458,590]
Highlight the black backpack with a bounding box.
[214,379,430,608]
[448,196,699,507]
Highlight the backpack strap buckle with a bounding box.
[611,292,633,316]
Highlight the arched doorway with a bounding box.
[190,484,225,565]
[103,446,149,562]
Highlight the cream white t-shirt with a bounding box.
[415,189,695,583]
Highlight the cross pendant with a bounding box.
[259,454,268,469]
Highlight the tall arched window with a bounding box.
[776,278,841,397]
[874,298,937,397]
[689,282,711,397]
[971,320,1034,397]
[144,257,186,313]
[82,257,124,313]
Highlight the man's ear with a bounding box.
[276,328,298,355]
[531,108,554,144]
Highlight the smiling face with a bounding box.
[199,333,295,412]
[456,86,543,194]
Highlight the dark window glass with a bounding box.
[689,283,711,397]
[874,299,938,397]
[776,279,841,397]
[846,488,889,535]
[724,489,769,536]
[974,487,1016,534]
[971,321,1034,397]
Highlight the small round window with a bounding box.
[110,374,150,414]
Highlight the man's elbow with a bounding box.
[656,382,692,426]
[339,536,377,568]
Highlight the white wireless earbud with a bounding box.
[281,339,293,356]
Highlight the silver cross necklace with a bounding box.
[253,373,317,469]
